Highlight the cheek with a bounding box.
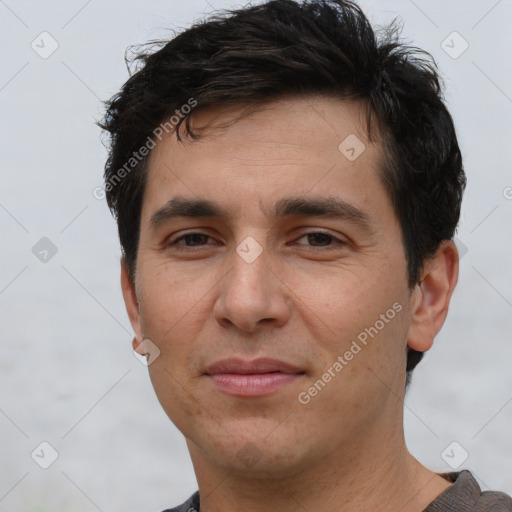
[137,263,203,336]
[148,363,206,437]
[295,267,410,386]
[136,262,224,380]
[293,270,398,339]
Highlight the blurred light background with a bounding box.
[1,0,511,510]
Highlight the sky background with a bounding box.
[1,0,511,510]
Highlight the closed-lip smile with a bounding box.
[204,357,305,397]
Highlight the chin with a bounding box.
[190,421,313,477]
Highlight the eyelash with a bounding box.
[168,231,347,250]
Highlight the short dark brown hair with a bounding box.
[98,0,466,384]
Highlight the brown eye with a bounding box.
[169,233,213,248]
[294,231,347,249]
[305,233,333,247]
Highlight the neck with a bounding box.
[186,416,451,512]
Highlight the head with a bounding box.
[99,0,464,475]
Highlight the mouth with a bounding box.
[204,357,305,397]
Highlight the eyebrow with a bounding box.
[149,195,375,233]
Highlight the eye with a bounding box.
[167,230,347,251]
[168,232,215,248]
[293,231,347,249]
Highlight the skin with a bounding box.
[121,95,459,511]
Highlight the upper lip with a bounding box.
[204,358,304,375]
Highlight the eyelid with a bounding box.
[167,230,216,246]
[166,228,349,249]
[292,230,348,248]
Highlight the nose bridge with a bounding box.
[227,235,271,300]
[214,235,289,332]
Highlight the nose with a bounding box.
[213,243,291,333]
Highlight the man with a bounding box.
[99,0,512,510]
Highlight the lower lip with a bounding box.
[207,373,303,397]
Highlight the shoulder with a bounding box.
[425,470,512,512]
[159,491,200,512]
[476,489,512,512]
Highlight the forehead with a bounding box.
[180,95,374,155]
[142,95,388,224]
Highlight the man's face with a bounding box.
[124,96,416,475]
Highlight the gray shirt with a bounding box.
[161,470,512,512]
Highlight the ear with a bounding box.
[120,258,142,351]
[407,240,459,352]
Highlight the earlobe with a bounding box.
[407,240,459,353]
[120,259,142,342]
